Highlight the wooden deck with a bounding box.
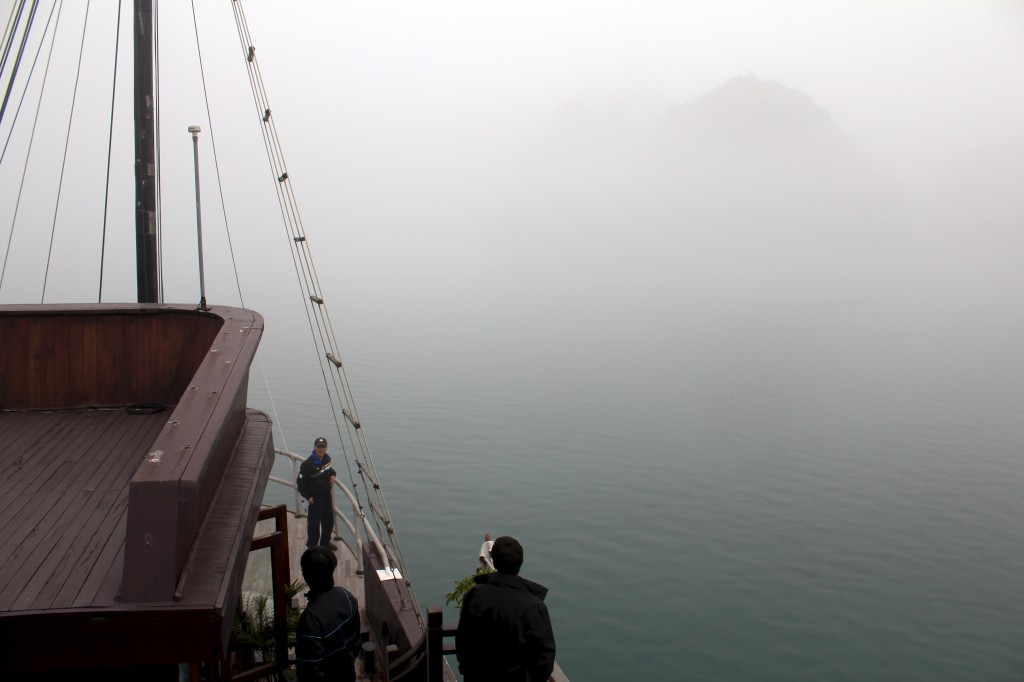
[0,304,275,676]
[0,409,168,611]
[0,407,275,673]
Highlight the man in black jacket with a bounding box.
[297,437,337,549]
[456,536,556,682]
[295,546,361,682]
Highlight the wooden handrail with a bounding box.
[427,608,444,682]
[222,504,291,682]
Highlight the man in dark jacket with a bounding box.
[456,536,556,682]
[295,546,361,682]
[297,437,337,549]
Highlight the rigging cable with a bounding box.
[187,0,244,308]
[0,0,56,167]
[98,0,123,302]
[186,0,290,454]
[0,0,33,128]
[231,3,362,496]
[233,3,365,512]
[0,0,25,115]
[231,0,415,590]
[41,0,90,303]
[0,0,62,296]
[1,2,22,68]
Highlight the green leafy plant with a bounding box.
[445,568,494,608]
[232,580,307,664]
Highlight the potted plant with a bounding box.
[231,580,306,678]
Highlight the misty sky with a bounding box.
[1,0,1022,316]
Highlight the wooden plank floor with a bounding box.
[0,409,168,612]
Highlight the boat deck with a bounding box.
[243,509,459,682]
[0,402,275,673]
[244,509,364,605]
[0,409,168,612]
[243,511,391,682]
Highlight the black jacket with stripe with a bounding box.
[295,585,361,682]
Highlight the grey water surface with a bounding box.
[256,253,1024,682]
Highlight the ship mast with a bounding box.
[133,0,159,303]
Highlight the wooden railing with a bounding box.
[217,504,292,682]
[117,305,264,602]
[426,607,569,682]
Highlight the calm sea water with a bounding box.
[254,256,1024,681]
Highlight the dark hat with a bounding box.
[314,437,327,447]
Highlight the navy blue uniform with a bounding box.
[297,451,336,548]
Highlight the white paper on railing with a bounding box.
[377,567,403,581]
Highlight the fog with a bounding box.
[246,1,1024,331]
[3,6,1024,677]
[2,1,1023,355]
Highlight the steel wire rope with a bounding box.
[229,1,362,510]
[0,0,56,170]
[230,14,348,465]
[1,1,26,77]
[0,0,62,295]
[232,12,319,321]
[2,2,22,67]
[186,0,245,308]
[184,0,290,453]
[0,0,38,129]
[308,272,413,578]
[272,191,370,482]
[235,12,364,519]
[268,145,414,583]
[231,0,412,583]
[269,143,407,574]
[40,0,90,303]
[231,17,411,579]
[246,103,337,457]
[98,0,122,302]
[233,6,324,330]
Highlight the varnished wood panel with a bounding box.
[0,305,221,410]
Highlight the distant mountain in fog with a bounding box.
[653,76,906,265]
[664,75,839,148]
[499,75,913,310]
[660,76,884,194]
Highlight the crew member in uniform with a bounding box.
[297,436,337,550]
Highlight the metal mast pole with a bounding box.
[133,0,159,302]
[189,126,209,312]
